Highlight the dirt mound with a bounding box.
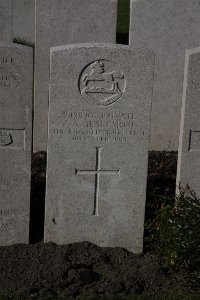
[0,242,165,298]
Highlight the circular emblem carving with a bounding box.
[79,60,126,107]
[0,130,13,146]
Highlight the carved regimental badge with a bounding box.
[79,60,126,106]
[0,131,13,146]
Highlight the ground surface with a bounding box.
[1,152,200,299]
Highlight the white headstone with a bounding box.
[130,0,200,151]
[34,0,118,152]
[45,43,154,253]
[0,0,13,42]
[13,0,35,44]
[0,43,32,245]
[177,47,200,197]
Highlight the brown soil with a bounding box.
[1,151,199,299]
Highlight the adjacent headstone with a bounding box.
[0,0,13,42]
[0,43,32,245]
[45,43,154,253]
[34,0,118,152]
[130,0,200,151]
[177,47,200,197]
[13,0,35,44]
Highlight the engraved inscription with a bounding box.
[0,209,20,216]
[0,130,13,146]
[79,60,126,106]
[53,110,146,144]
[189,130,200,151]
[0,57,20,88]
[76,147,120,216]
[0,57,14,64]
[0,72,20,88]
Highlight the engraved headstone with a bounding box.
[13,0,35,44]
[0,0,13,42]
[45,44,154,253]
[0,43,32,245]
[130,0,200,151]
[177,47,200,197]
[34,0,118,152]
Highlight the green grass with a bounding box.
[117,0,130,34]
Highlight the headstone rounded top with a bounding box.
[0,42,33,53]
[50,43,154,57]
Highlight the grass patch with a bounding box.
[117,0,130,33]
[117,0,130,44]
[146,186,200,271]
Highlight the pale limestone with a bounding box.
[177,47,200,197]
[130,0,200,150]
[13,0,35,44]
[0,43,33,245]
[45,43,154,253]
[0,0,13,42]
[34,0,118,152]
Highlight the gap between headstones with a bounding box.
[117,0,130,45]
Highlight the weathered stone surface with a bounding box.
[45,44,154,253]
[34,0,118,152]
[130,0,200,151]
[177,47,200,197]
[0,43,32,245]
[0,0,13,42]
[13,0,35,44]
